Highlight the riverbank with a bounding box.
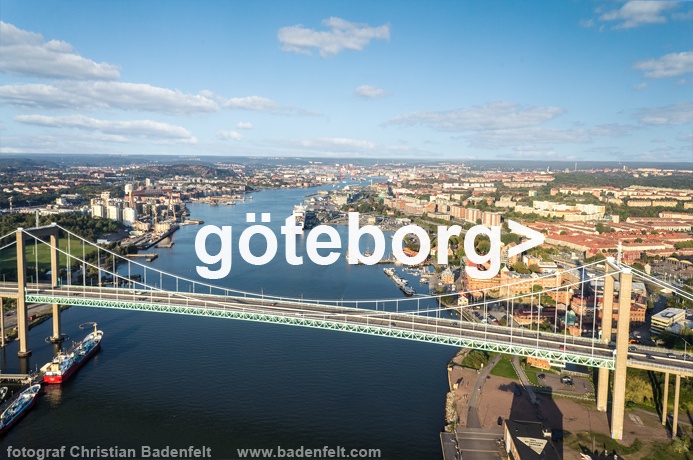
[1,304,70,346]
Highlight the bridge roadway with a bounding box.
[2,282,693,375]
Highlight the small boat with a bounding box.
[42,325,103,385]
[0,387,6,401]
[0,384,41,435]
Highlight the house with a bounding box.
[440,267,456,284]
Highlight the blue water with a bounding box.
[0,182,454,459]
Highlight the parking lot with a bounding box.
[535,373,594,396]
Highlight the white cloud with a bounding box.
[278,17,390,58]
[236,121,253,130]
[217,130,243,141]
[579,19,595,28]
[383,101,565,132]
[633,51,693,79]
[466,127,591,149]
[269,137,435,157]
[498,146,558,159]
[222,96,280,111]
[0,21,120,80]
[633,82,648,90]
[14,114,197,143]
[636,101,693,125]
[672,10,693,21]
[354,85,391,99]
[590,124,638,137]
[599,1,682,29]
[0,81,219,114]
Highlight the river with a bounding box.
[0,181,455,459]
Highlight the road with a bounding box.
[2,302,54,330]
[4,282,693,376]
[467,354,501,429]
[511,355,537,404]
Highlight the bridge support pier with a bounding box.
[673,374,681,436]
[597,264,615,412]
[610,269,632,440]
[16,229,31,357]
[15,224,62,356]
[49,230,63,343]
[0,297,4,348]
[662,372,669,426]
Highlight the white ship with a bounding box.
[292,205,306,231]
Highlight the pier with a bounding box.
[125,253,158,262]
[0,373,33,384]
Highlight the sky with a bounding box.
[0,0,691,162]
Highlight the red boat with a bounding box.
[42,326,103,384]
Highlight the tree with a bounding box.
[501,233,520,245]
[512,261,531,274]
[647,300,655,310]
[634,238,643,243]
[633,262,646,273]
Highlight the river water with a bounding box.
[0,181,455,459]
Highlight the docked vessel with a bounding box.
[0,384,41,435]
[292,205,306,231]
[0,387,6,402]
[400,285,416,296]
[42,326,103,384]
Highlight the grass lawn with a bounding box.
[526,371,539,386]
[490,355,519,380]
[0,238,97,275]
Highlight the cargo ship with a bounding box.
[42,326,103,384]
[0,384,41,435]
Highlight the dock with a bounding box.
[125,253,158,262]
[156,241,174,248]
[0,373,33,384]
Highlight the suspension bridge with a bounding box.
[1,222,693,440]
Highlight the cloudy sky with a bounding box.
[1,1,691,161]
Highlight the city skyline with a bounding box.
[0,1,692,161]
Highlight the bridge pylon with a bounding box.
[597,261,615,412]
[610,266,632,440]
[15,224,62,357]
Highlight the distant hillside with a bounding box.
[123,164,236,180]
[0,157,58,169]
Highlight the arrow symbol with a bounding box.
[507,220,545,258]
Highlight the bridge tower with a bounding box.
[610,267,632,440]
[15,224,63,357]
[596,261,615,412]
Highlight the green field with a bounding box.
[490,355,519,380]
[526,371,539,386]
[0,239,97,277]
